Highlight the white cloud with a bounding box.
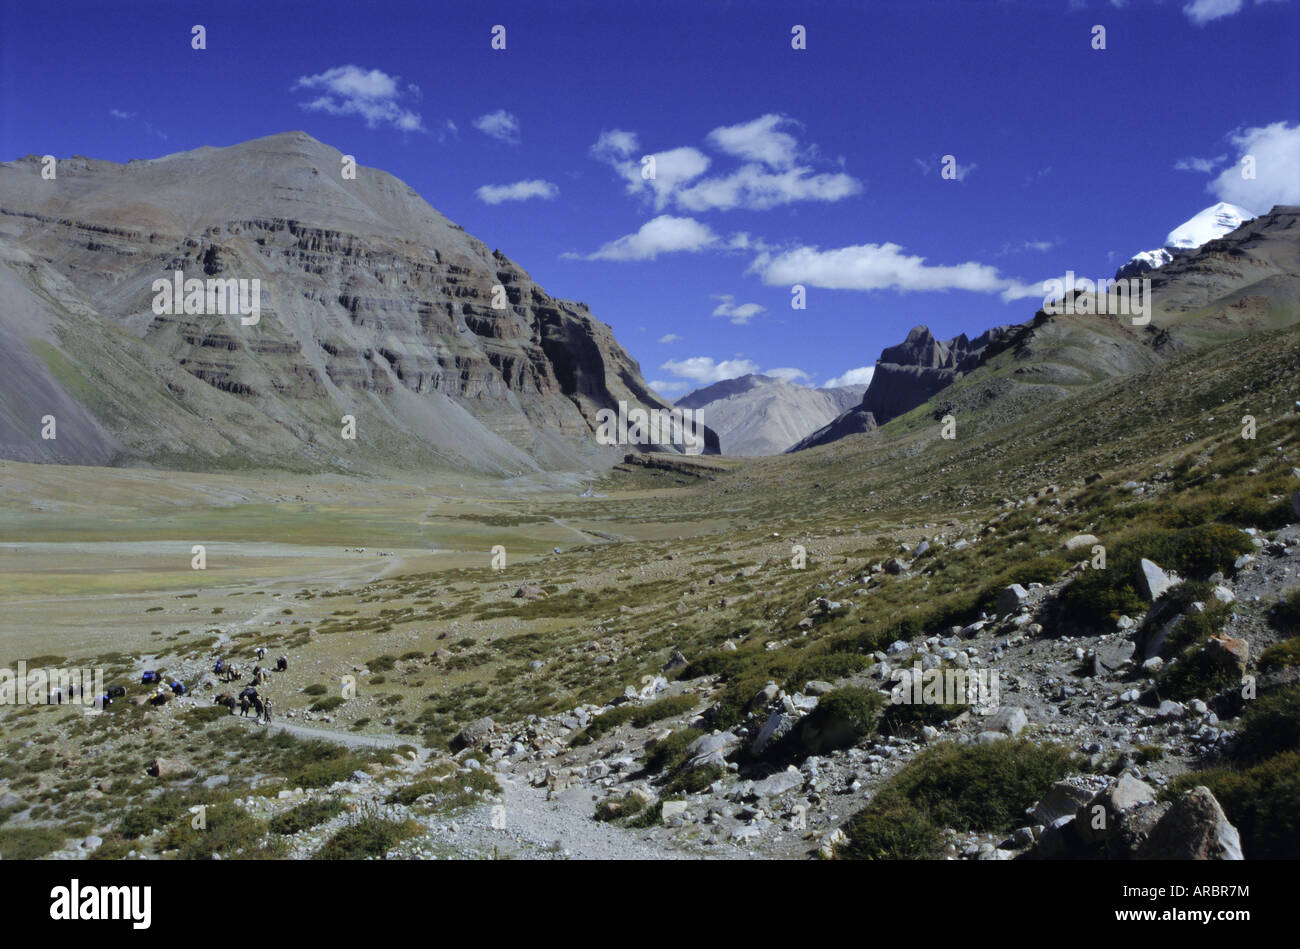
[1183,0,1244,24]
[438,120,459,144]
[1174,154,1227,173]
[579,215,719,261]
[824,366,876,388]
[706,114,801,168]
[109,109,135,120]
[594,139,711,210]
[294,65,424,132]
[589,115,861,213]
[659,356,760,384]
[591,129,639,161]
[1208,121,1300,211]
[997,238,1058,256]
[658,333,682,344]
[649,379,691,395]
[767,367,811,383]
[473,109,521,145]
[753,242,1023,296]
[711,294,766,325]
[676,163,862,212]
[475,179,559,204]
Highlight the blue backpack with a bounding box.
[141,671,157,684]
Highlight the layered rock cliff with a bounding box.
[0,132,714,473]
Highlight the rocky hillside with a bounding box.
[794,205,1300,454]
[1116,202,1256,280]
[0,132,712,474]
[675,374,866,456]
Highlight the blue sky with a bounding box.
[2,0,1297,396]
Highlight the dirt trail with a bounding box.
[230,714,705,859]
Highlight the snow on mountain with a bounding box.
[1116,202,1257,279]
[1165,202,1257,250]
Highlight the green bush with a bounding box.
[800,687,884,750]
[309,696,344,713]
[1274,589,1300,634]
[315,812,421,860]
[303,683,327,696]
[845,738,1074,854]
[644,728,703,774]
[1231,687,1300,765]
[269,797,344,835]
[0,827,67,859]
[785,653,874,691]
[571,694,697,746]
[1061,525,1253,626]
[1260,638,1300,672]
[841,797,944,860]
[665,762,725,795]
[159,803,280,859]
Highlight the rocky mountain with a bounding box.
[0,132,715,474]
[793,204,1300,454]
[1116,202,1256,280]
[674,374,866,455]
[790,324,1009,452]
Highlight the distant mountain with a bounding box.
[1116,202,1256,280]
[790,325,1009,452]
[0,132,716,473]
[794,204,1300,453]
[675,374,866,455]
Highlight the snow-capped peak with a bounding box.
[1165,202,1257,250]
[1116,202,1259,280]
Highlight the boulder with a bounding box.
[1205,636,1249,673]
[1075,773,1158,847]
[686,731,738,760]
[884,558,906,575]
[751,711,796,755]
[1138,559,1179,601]
[662,650,688,672]
[986,705,1028,736]
[1030,775,1109,825]
[1211,585,1235,604]
[1139,786,1243,860]
[1156,700,1186,720]
[661,800,689,821]
[1065,534,1100,551]
[750,767,803,798]
[513,583,547,600]
[148,758,191,778]
[996,584,1030,618]
[1093,640,1135,677]
[451,717,496,751]
[748,683,780,712]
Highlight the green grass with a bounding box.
[842,739,1076,859]
[268,797,345,835]
[315,810,422,860]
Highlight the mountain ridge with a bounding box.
[0,132,717,474]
